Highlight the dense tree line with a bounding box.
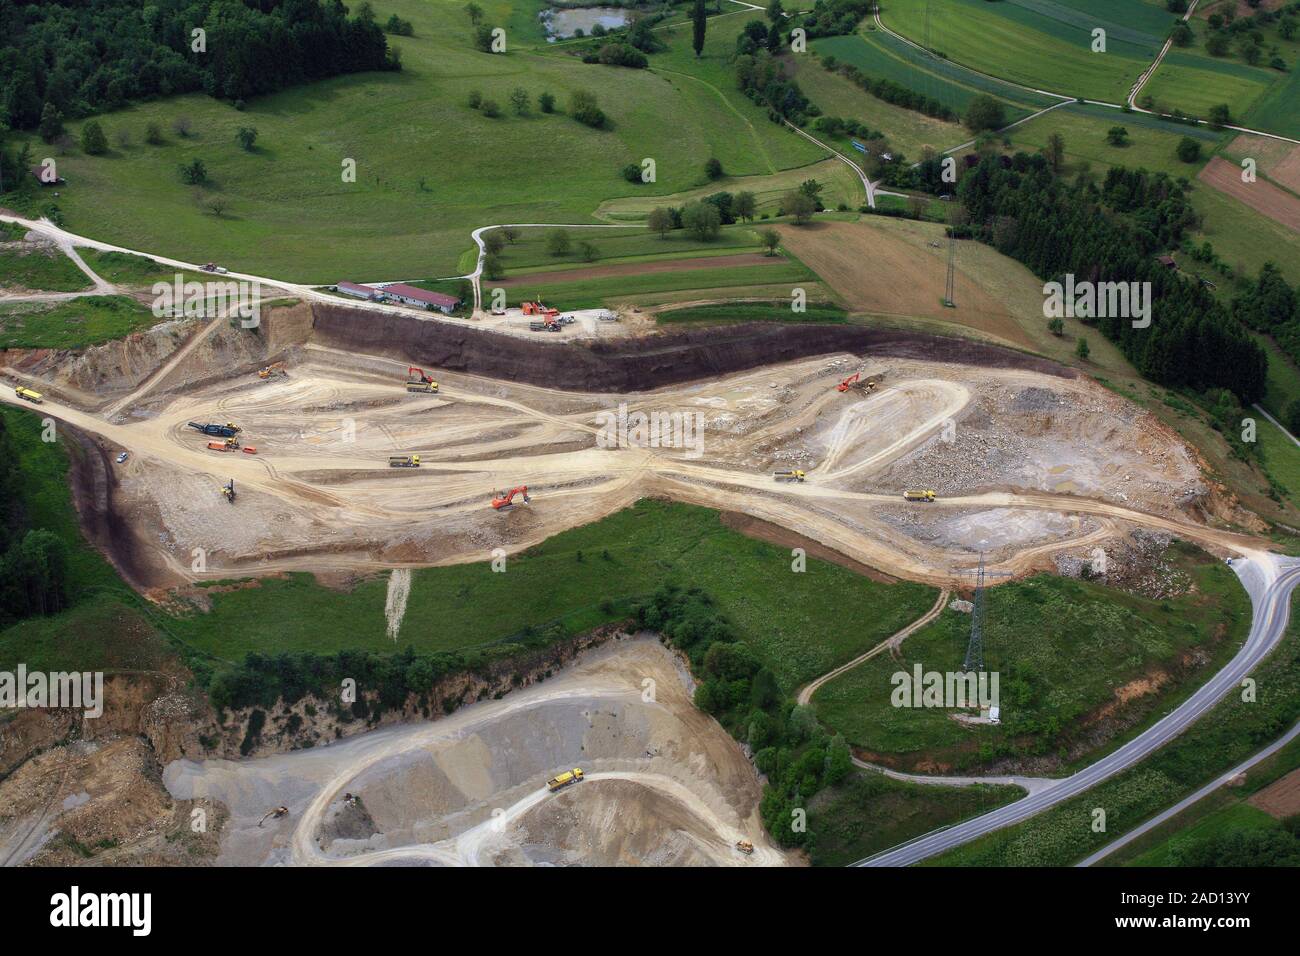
[635,585,852,850]
[819,57,956,122]
[0,0,398,131]
[797,0,877,39]
[1232,262,1300,370]
[958,154,1267,402]
[0,416,71,628]
[734,49,814,125]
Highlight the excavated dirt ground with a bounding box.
[0,304,1255,588]
[163,636,789,867]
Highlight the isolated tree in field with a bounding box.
[481,98,501,118]
[681,201,722,241]
[1106,125,1129,146]
[734,191,756,222]
[509,88,530,115]
[80,120,107,155]
[1209,103,1231,127]
[692,0,707,57]
[173,115,193,138]
[704,157,723,180]
[502,226,519,243]
[1075,336,1090,360]
[144,121,163,145]
[178,157,208,185]
[1043,131,1065,171]
[569,90,606,129]
[1206,33,1230,56]
[538,91,556,113]
[205,194,228,217]
[780,190,816,225]
[579,241,598,262]
[482,253,504,280]
[38,104,64,143]
[483,232,505,255]
[1171,22,1193,47]
[963,95,1005,133]
[1176,136,1201,162]
[546,228,571,256]
[647,207,673,238]
[465,3,483,25]
[760,228,780,255]
[1048,317,1065,336]
[236,126,258,151]
[474,24,496,53]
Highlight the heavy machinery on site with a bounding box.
[522,300,559,319]
[405,366,438,393]
[207,437,241,451]
[903,489,937,502]
[774,469,806,482]
[221,479,236,504]
[492,485,530,509]
[735,840,754,854]
[836,371,882,394]
[547,768,584,792]
[389,454,421,468]
[14,386,42,404]
[189,421,241,438]
[258,362,287,379]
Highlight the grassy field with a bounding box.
[807,771,1024,866]
[164,499,937,691]
[1104,734,1300,865]
[497,259,818,310]
[655,301,848,324]
[813,545,1250,770]
[0,295,160,349]
[79,249,183,287]
[881,0,1165,103]
[4,1,825,283]
[1259,414,1300,506]
[929,590,1300,867]
[486,223,764,273]
[0,245,91,292]
[811,24,1054,122]
[595,158,862,221]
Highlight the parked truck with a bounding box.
[389,455,421,468]
[903,489,936,502]
[14,386,43,404]
[546,768,584,792]
[773,469,806,482]
[188,421,241,438]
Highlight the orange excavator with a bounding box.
[492,486,530,510]
[836,371,879,394]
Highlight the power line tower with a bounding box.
[955,552,1012,672]
[943,228,956,308]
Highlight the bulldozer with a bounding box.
[221,479,236,504]
[773,469,806,482]
[492,486,530,510]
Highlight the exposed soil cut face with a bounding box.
[163,637,791,867]
[1199,157,1300,233]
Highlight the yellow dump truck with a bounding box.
[14,386,43,404]
[903,489,936,502]
[546,768,584,792]
[388,455,421,468]
[773,469,806,482]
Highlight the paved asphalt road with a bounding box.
[855,553,1300,866]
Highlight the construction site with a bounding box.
[0,293,1273,868]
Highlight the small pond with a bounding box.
[541,7,632,41]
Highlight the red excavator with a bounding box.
[492,486,530,510]
[836,372,879,394]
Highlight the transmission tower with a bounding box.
[943,228,956,308]
[962,553,986,672]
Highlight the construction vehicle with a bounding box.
[522,300,559,319]
[242,446,258,455]
[389,455,421,468]
[529,320,546,332]
[836,372,881,394]
[221,480,236,504]
[773,469,806,482]
[405,366,438,393]
[903,489,937,502]
[257,804,287,826]
[200,262,229,274]
[492,485,530,510]
[546,768,584,792]
[257,362,286,379]
[207,437,240,451]
[188,421,241,438]
[13,386,43,404]
[735,840,754,855]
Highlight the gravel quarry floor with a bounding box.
[163,636,790,867]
